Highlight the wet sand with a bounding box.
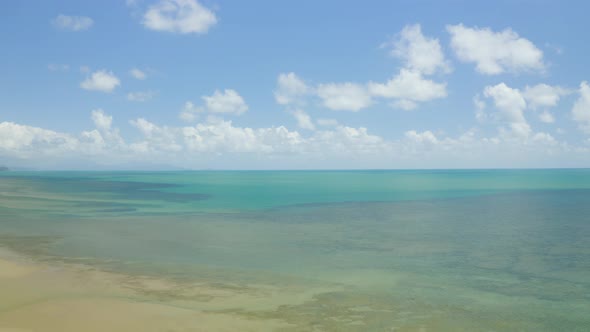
[0,248,303,332]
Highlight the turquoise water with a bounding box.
[1,170,590,330]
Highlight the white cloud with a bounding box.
[572,81,590,133]
[52,14,94,31]
[81,110,125,155]
[130,118,183,153]
[539,111,555,124]
[483,83,531,138]
[316,82,372,111]
[291,110,315,130]
[368,69,447,110]
[127,91,155,102]
[179,117,303,154]
[447,24,545,75]
[143,0,217,34]
[0,109,587,169]
[276,66,447,112]
[388,24,450,75]
[130,118,159,137]
[523,84,570,109]
[202,89,248,115]
[275,72,310,105]
[531,132,557,145]
[179,101,203,122]
[484,83,526,118]
[130,68,147,80]
[0,122,76,152]
[91,109,113,132]
[405,130,438,145]
[312,126,385,151]
[277,23,453,113]
[391,99,418,111]
[179,89,247,122]
[479,83,569,128]
[80,70,121,93]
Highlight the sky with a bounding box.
[1,0,590,169]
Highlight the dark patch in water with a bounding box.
[95,208,138,213]
[5,175,210,203]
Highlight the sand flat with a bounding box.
[0,250,294,332]
[0,259,36,279]
[0,298,288,332]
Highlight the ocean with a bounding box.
[0,170,589,331]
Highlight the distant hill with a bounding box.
[0,166,9,171]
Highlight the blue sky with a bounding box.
[1,0,590,169]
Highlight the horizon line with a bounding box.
[2,167,589,172]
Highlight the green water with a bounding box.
[1,170,590,330]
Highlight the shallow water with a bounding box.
[1,170,589,330]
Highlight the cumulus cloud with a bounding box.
[478,82,570,129]
[524,84,568,124]
[274,70,447,112]
[291,110,315,130]
[130,68,147,80]
[202,89,248,115]
[366,24,450,110]
[388,24,450,75]
[274,72,310,105]
[309,126,385,156]
[179,89,248,121]
[483,83,531,138]
[572,81,590,133]
[405,130,438,145]
[129,118,183,152]
[531,132,557,145]
[276,24,450,113]
[91,109,113,132]
[52,14,94,31]
[523,84,570,109]
[185,117,303,154]
[316,82,372,111]
[179,101,202,122]
[368,69,447,110]
[1,111,383,166]
[127,91,155,102]
[0,122,76,153]
[143,0,217,34]
[0,109,586,169]
[447,24,545,75]
[80,70,121,93]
